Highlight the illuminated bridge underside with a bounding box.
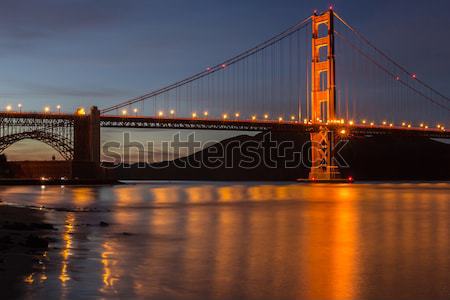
[100,116,450,138]
[0,112,75,160]
[0,130,74,160]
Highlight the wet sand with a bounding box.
[0,204,54,299]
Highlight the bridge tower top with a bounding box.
[311,9,336,123]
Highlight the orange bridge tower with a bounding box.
[309,9,340,180]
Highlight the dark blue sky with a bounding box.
[0,0,449,113]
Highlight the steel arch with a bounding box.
[0,130,74,160]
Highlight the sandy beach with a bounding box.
[0,204,54,299]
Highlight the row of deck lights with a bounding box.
[5,104,23,112]
[4,104,62,113]
[340,119,445,131]
[119,109,445,131]
[122,108,300,122]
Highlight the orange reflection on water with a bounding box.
[114,186,144,206]
[299,184,360,300]
[186,185,214,203]
[273,184,298,200]
[59,212,75,285]
[247,184,311,201]
[19,182,449,300]
[217,185,246,202]
[151,186,181,204]
[72,188,94,207]
[100,241,119,294]
[24,273,35,284]
[329,186,359,300]
[24,252,49,285]
[247,185,277,201]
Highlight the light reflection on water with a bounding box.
[1,182,449,300]
[59,212,75,286]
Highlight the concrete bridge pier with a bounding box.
[72,106,102,179]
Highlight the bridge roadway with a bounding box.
[100,115,450,138]
[1,112,448,139]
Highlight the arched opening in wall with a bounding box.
[2,140,65,161]
[317,23,329,38]
[320,71,328,91]
[318,45,328,62]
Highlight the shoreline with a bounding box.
[0,178,449,187]
[0,178,121,186]
[0,204,55,299]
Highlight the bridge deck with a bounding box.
[100,115,450,138]
[1,112,448,138]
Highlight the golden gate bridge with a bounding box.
[0,8,449,180]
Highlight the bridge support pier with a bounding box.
[309,127,340,181]
[72,106,102,179]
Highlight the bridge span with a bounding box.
[1,8,449,181]
[0,108,448,160]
